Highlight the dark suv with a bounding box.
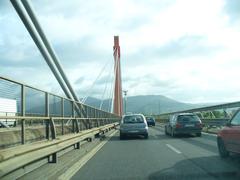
[146,116,156,126]
[217,110,240,158]
[165,113,202,137]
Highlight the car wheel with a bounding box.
[196,132,202,137]
[165,127,168,135]
[217,138,229,158]
[120,134,125,140]
[144,134,148,139]
[171,128,175,137]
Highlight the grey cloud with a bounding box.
[74,77,85,85]
[123,74,176,90]
[154,35,222,59]
[53,38,109,68]
[125,35,222,67]
[0,1,11,14]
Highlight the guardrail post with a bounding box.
[48,152,57,163]
[74,142,80,149]
[50,117,56,139]
[21,85,25,144]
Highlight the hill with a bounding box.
[84,95,205,115]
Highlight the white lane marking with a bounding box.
[166,144,182,154]
[58,130,117,180]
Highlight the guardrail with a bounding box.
[0,122,118,179]
[154,101,240,127]
[156,118,229,128]
[201,118,229,127]
[0,115,120,148]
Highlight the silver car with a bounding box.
[120,114,149,139]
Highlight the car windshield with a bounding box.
[177,115,200,122]
[123,115,144,123]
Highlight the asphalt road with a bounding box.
[72,125,240,180]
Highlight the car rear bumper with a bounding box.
[120,129,148,136]
[174,128,202,134]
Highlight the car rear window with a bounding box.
[146,117,154,121]
[177,115,200,122]
[123,115,144,124]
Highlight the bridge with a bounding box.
[0,1,240,180]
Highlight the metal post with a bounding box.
[61,98,64,135]
[75,142,80,149]
[21,85,25,144]
[72,101,75,133]
[49,117,56,139]
[45,93,50,139]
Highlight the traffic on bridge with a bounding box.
[0,0,240,180]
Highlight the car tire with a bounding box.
[217,138,229,158]
[196,132,202,137]
[165,127,168,135]
[120,134,125,140]
[144,134,148,139]
[171,128,175,137]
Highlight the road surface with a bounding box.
[72,125,240,180]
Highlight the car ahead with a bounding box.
[165,113,202,137]
[120,114,148,139]
[217,110,240,158]
[146,116,156,126]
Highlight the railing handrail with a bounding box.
[0,115,121,120]
[158,101,240,116]
[0,76,119,117]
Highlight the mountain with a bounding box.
[23,95,217,116]
[84,95,208,115]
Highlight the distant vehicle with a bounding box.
[120,114,148,139]
[0,97,17,128]
[146,116,155,126]
[165,113,202,137]
[217,110,240,158]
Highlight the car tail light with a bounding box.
[176,123,182,128]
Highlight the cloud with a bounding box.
[1,0,240,105]
[74,77,85,85]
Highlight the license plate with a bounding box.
[129,130,138,133]
[185,124,194,127]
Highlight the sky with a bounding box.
[0,0,240,103]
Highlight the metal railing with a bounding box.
[155,101,240,127]
[0,76,120,145]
